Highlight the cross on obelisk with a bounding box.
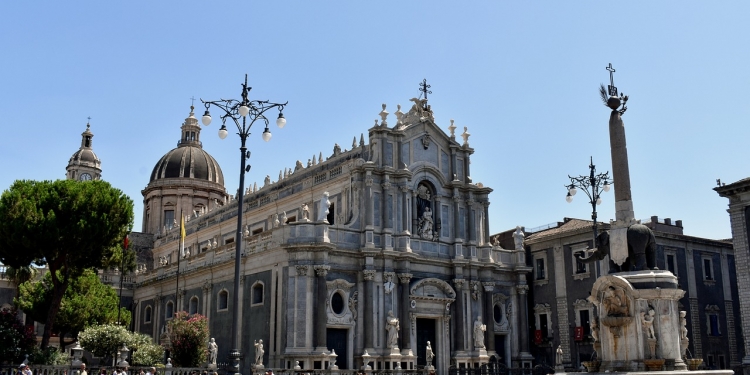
[605,64,636,267]
[606,63,618,97]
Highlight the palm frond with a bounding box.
[599,84,609,106]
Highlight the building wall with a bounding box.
[131,100,530,375]
[521,218,738,369]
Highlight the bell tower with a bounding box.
[66,120,102,181]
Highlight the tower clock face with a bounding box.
[80,173,92,181]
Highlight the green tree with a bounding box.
[4,265,37,299]
[16,269,131,347]
[78,323,131,363]
[168,311,209,367]
[0,179,134,348]
[0,309,36,364]
[130,332,165,366]
[78,324,164,367]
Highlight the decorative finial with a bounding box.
[600,63,628,114]
[448,119,456,139]
[461,126,470,146]
[379,104,389,126]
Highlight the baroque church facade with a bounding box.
[127,98,533,374]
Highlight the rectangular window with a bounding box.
[164,210,175,229]
[666,254,676,274]
[710,314,720,336]
[575,253,587,274]
[536,258,546,280]
[327,202,335,224]
[579,310,591,336]
[539,313,549,338]
[704,258,714,280]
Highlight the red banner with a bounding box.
[534,330,542,344]
[574,326,584,341]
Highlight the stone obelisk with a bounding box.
[603,64,637,266]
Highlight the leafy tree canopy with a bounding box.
[78,324,163,366]
[0,179,134,348]
[0,309,35,365]
[16,269,131,340]
[168,311,209,367]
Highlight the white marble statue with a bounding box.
[473,316,486,349]
[602,286,628,316]
[254,339,264,366]
[425,341,434,366]
[642,309,656,339]
[513,226,525,251]
[208,338,218,365]
[273,213,280,228]
[318,192,331,222]
[556,345,563,366]
[302,203,310,221]
[386,311,400,349]
[680,310,688,340]
[419,206,434,239]
[590,318,599,342]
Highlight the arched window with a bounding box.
[189,296,199,315]
[144,306,152,323]
[165,301,174,320]
[218,290,229,311]
[252,282,264,305]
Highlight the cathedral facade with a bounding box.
[130,98,532,374]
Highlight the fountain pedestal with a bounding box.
[589,271,686,372]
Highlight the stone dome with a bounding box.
[149,146,224,184]
[69,148,100,165]
[148,107,224,185]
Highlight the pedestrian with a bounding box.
[81,364,88,375]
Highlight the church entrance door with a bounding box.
[416,318,436,368]
[326,328,348,369]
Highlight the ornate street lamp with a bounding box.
[565,156,612,248]
[201,75,287,375]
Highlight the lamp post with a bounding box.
[565,157,612,261]
[201,74,287,375]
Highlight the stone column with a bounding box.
[399,273,413,352]
[483,203,490,245]
[400,186,410,234]
[483,282,496,354]
[516,285,531,360]
[153,295,161,340]
[202,282,213,322]
[453,194,462,247]
[467,201,476,243]
[364,270,376,349]
[314,265,331,350]
[411,191,419,235]
[608,110,635,224]
[365,174,374,225]
[453,279,466,351]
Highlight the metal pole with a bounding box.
[230,128,248,375]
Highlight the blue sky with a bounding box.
[1,2,748,240]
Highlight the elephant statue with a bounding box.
[576,223,657,272]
